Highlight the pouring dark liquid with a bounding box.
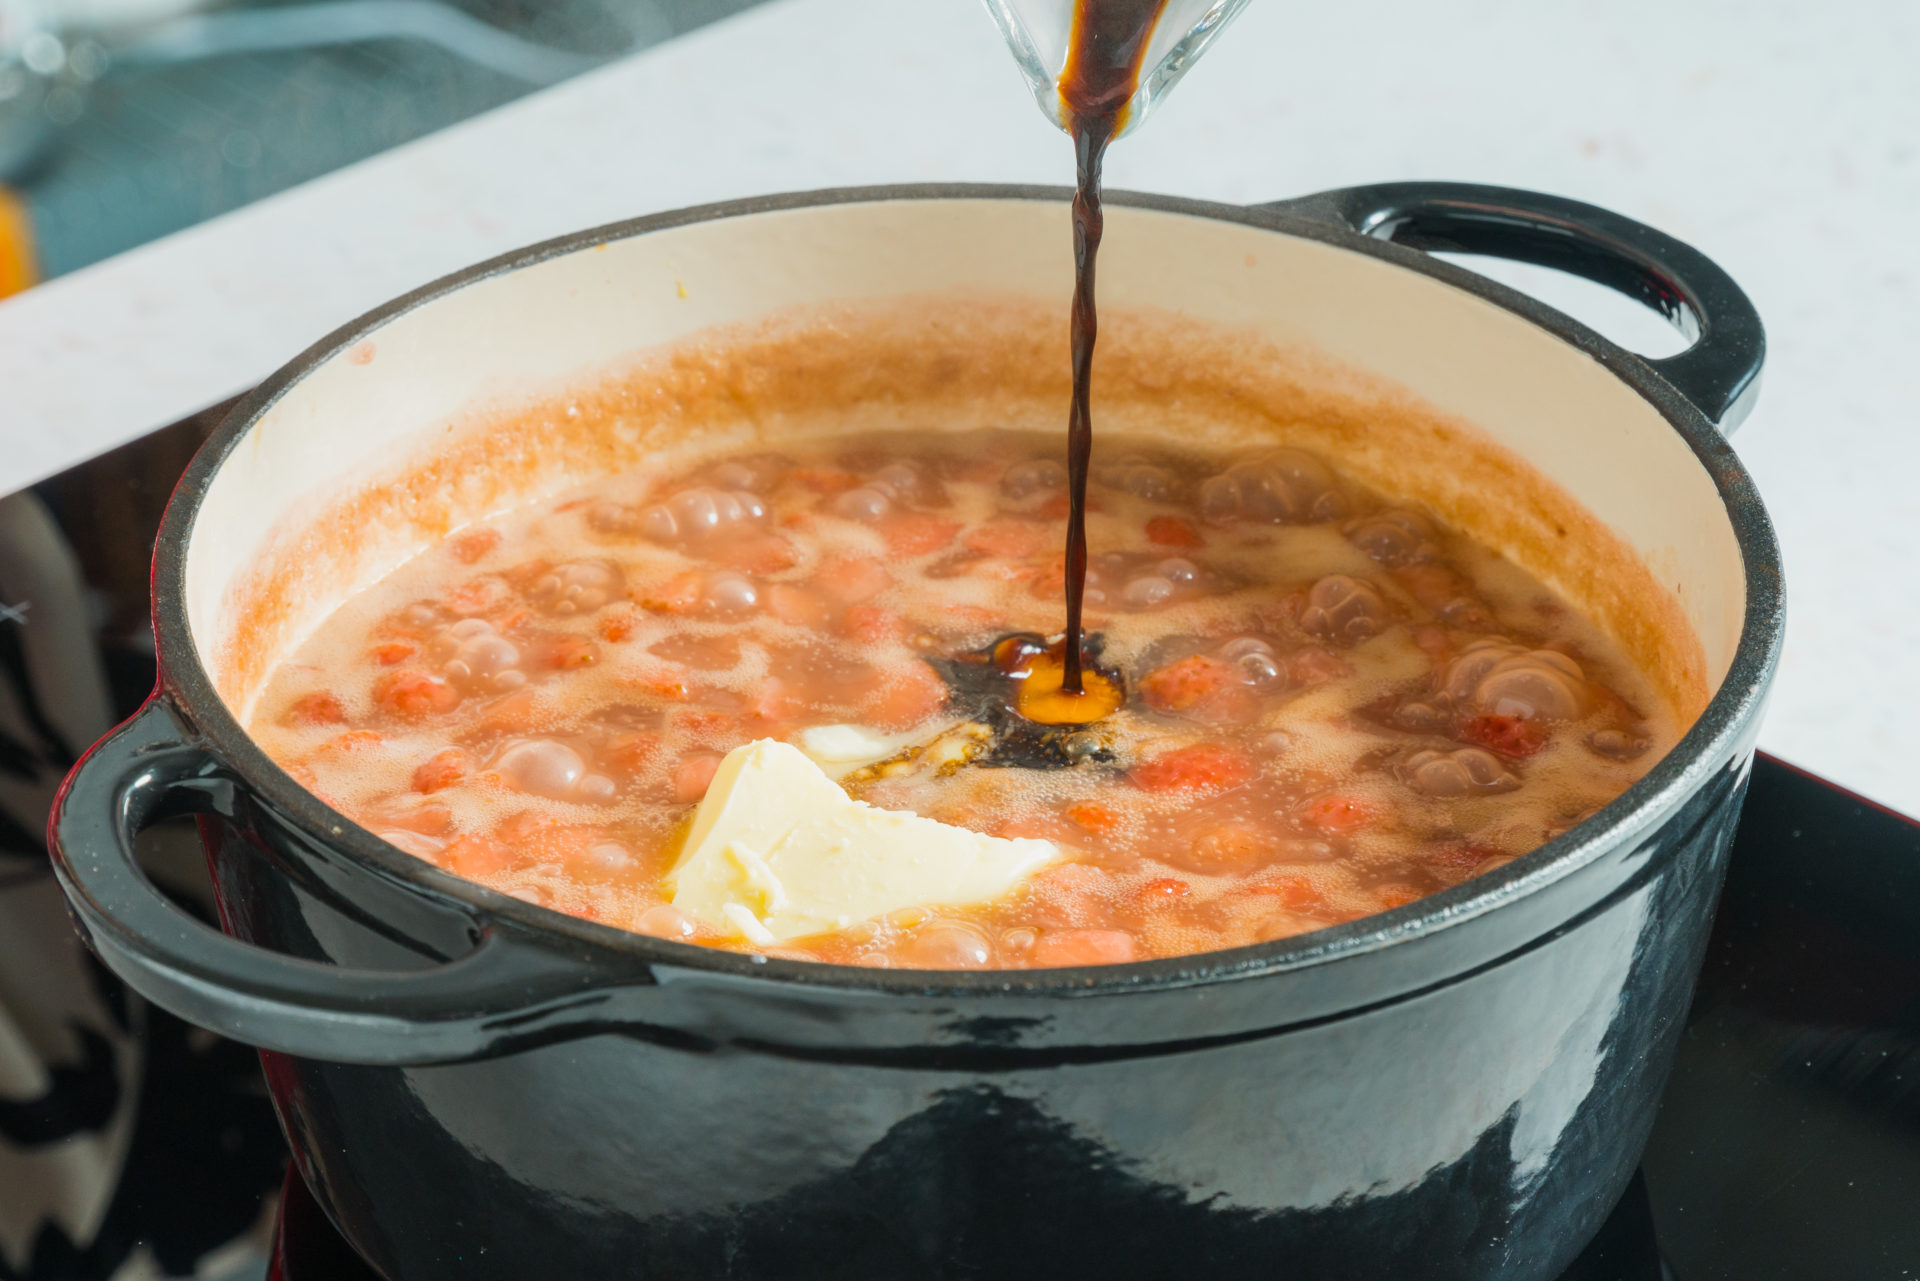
[1055,0,1169,703]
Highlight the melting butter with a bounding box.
[668,739,1061,943]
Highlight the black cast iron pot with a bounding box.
[48,183,1782,1281]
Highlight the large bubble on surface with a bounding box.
[435,619,525,692]
[529,559,623,616]
[1093,453,1176,500]
[1079,551,1211,614]
[1300,574,1389,646]
[1197,449,1347,526]
[1001,458,1066,501]
[495,739,616,803]
[1401,747,1520,797]
[1345,509,1435,567]
[701,570,760,615]
[1443,641,1587,720]
[636,486,768,544]
[835,461,933,523]
[896,921,995,969]
[834,486,893,522]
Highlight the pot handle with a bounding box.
[1257,182,1765,433]
[48,697,622,1066]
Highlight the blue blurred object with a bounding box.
[1,0,766,279]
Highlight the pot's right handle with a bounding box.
[1259,182,1765,433]
[48,697,627,1066]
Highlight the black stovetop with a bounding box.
[259,754,1920,1280]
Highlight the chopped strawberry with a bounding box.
[537,635,600,670]
[604,732,664,776]
[768,584,835,630]
[282,691,346,726]
[673,754,723,803]
[1066,801,1123,834]
[1413,625,1451,661]
[1289,650,1351,687]
[443,575,512,617]
[627,672,691,703]
[599,608,639,642]
[320,729,382,754]
[639,572,705,614]
[1136,877,1191,903]
[440,834,514,878]
[815,554,893,603]
[379,800,453,836]
[1301,792,1376,832]
[450,529,501,564]
[1145,515,1204,548]
[495,809,562,844]
[1393,563,1458,612]
[744,677,793,725]
[1031,929,1137,967]
[1038,492,1072,520]
[1031,862,1112,927]
[1244,874,1325,912]
[370,641,416,667]
[881,512,961,558]
[1129,743,1254,795]
[842,604,903,643]
[372,671,460,719]
[478,687,542,731]
[1374,885,1423,911]
[413,748,469,794]
[1460,714,1548,759]
[1139,654,1235,713]
[1181,823,1269,875]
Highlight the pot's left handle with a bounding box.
[1258,182,1766,434]
[49,697,621,1066]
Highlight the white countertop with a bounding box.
[1,0,1913,815]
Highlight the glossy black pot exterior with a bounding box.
[49,183,1783,1281]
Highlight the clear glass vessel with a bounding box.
[979,0,1251,139]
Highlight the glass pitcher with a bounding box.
[981,0,1251,140]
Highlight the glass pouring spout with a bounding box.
[981,0,1250,140]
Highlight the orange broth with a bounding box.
[249,428,1676,969]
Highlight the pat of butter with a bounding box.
[669,739,1060,942]
[795,723,910,776]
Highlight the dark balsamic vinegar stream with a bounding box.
[1057,0,1170,698]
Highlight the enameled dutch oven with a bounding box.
[49,183,1782,1281]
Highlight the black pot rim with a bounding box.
[149,182,1786,997]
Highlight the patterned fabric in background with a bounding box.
[0,484,284,1281]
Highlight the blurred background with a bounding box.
[0,0,762,287]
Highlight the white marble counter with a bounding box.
[1,0,1913,814]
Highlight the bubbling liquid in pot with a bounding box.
[250,428,1678,969]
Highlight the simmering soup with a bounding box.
[249,425,1677,969]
